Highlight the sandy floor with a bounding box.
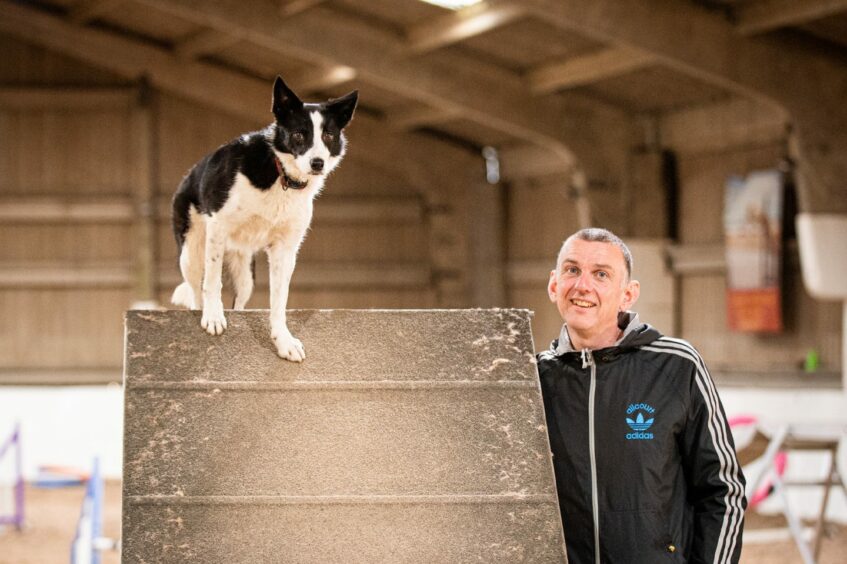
[0,481,844,563]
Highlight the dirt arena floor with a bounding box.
[0,481,844,563]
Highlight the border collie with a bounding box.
[171,76,358,361]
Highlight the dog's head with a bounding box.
[269,76,358,183]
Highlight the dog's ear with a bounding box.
[326,90,358,129]
[272,76,303,117]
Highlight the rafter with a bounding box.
[658,98,789,154]
[735,0,847,36]
[406,0,525,53]
[528,47,656,93]
[68,0,126,25]
[292,65,358,93]
[174,28,241,59]
[386,105,460,130]
[278,0,327,17]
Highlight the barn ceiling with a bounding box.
[2,0,847,194]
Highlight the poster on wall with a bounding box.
[724,169,783,333]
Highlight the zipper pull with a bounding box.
[581,348,594,369]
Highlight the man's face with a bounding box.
[548,239,639,340]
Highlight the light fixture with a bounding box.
[418,0,484,10]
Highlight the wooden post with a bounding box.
[129,78,157,307]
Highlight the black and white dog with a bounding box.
[171,76,358,361]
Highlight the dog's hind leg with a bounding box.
[172,210,205,309]
[227,250,254,310]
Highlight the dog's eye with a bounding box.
[322,132,335,143]
[291,132,305,144]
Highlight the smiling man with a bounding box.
[537,228,746,564]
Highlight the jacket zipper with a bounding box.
[581,348,600,564]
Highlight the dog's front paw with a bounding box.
[201,304,227,336]
[272,327,305,362]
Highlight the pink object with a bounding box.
[729,415,788,509]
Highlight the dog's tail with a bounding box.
[171,282,196,309]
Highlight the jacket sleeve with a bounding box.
[679,355,747,564]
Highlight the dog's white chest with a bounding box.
[217,173,316,251]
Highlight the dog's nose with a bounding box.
[310,158,324,172]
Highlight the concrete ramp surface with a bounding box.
[122,309,566,563]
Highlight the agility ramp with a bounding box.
[122,309,566,563]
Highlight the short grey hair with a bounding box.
[556,227,633,280]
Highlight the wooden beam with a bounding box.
[292,65,357,92]
[735,0,847,35]
[0,262,132,288]
[174,28,241,59]
[279,0,327,17]
[0,367,122,386]
[0,195,422,224]
[528,47,656,93]
[68,0,126,25]
[0,87,135,109]
[659,98,789,154]
[130,83,157,304]
[386,105,460,130]
[406,1,526,53]
[666,244,726,274]
[498,144,571,181]
[0,261,431,289]
[0,197,132,222]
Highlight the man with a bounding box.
[537,228,746,564]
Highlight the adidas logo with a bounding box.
[626,403,655,440]
[626,412,654,431]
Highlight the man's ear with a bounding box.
[622,279,640,310]
[326,90,358,129]
[272,76,303,118]
[548,270,558,303]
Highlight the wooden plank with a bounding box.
[68,0,126,25]
[173,28,241,59]
[0,197,132,222]
[292,65,358,92]
[659,98,788,154]
[130,86,157,304]
[386,104,459,130]
[0,87,135,110]
[0,367,122,385]
[406,1,526,53]
[0,262,432,289]
[0,195,422,224]
[0,262,132,288]
[528,47,656,93]
[736,0,847,35]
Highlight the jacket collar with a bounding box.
[552,311,657,355]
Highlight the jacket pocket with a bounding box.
[600,509,684,563]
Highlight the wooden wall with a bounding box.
[1,36,841,384]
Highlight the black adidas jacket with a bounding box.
[537,313,746,564]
